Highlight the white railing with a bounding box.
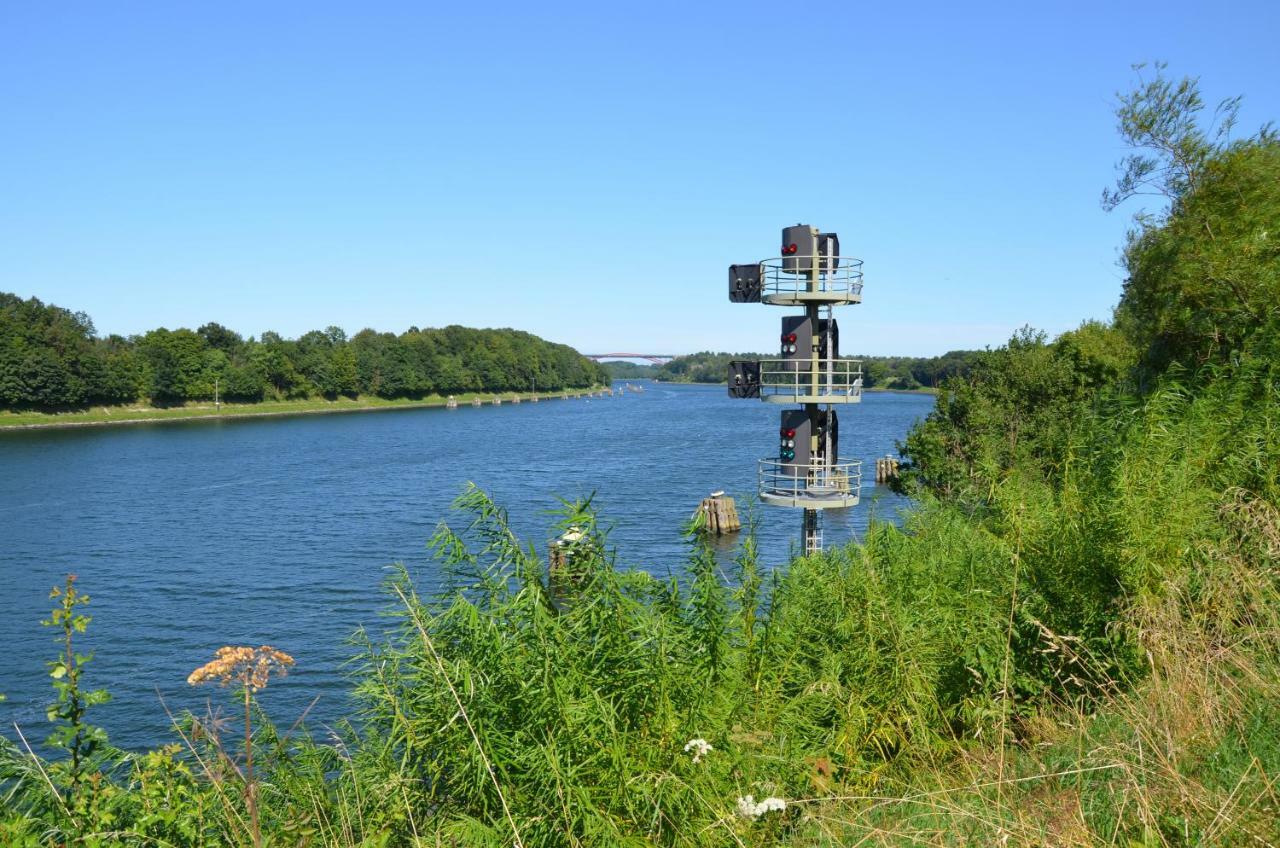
[758,458,862,505]
[759,359,863,402]
[759,256,864,300]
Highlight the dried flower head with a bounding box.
[187,645,295,691]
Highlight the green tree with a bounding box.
[327,344,359,397]
[1106,65,1280,378]
[196,322,243,353]
[138,328,211,402]
[98,336,148,403]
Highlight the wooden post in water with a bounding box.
[696,491,741,535]
[875,456,900,485]
[446,395,458,409]
[548,526,589,611]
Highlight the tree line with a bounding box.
[651,348,981,389]
[0,294,610,409]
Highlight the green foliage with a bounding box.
[121,744,217,846]
[1107,65,1280,379]
[138,327,213,401]
[42,576,111,798]
[0,294,102,407]
[901,322,1135,502]
[334,489,992,844]
[602,360,658,380]
[0,294,609,411]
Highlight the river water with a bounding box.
[0,383,933,750]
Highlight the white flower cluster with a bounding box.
[736,795,787,820]
[683,737,713,764]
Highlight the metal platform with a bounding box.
[758,458,862,509]
[760,359,863,405]
[758,257,863,306]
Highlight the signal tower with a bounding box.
[726,225,864,554]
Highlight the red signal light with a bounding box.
[786,333,797,344]
[781,428,796,438]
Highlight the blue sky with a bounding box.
[3,1,1278,356]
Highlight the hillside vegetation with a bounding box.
[602,360,658,380]
[3,69,1279,846]
[0,303,609,410]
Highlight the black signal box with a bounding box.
[728,264,763,303]
[727,360,761,398]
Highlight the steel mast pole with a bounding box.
[804,260,821,554]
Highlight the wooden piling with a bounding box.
[696,491,741,535]
[549,527,590,610]
[446,395,458,409]
[875,456,900,484]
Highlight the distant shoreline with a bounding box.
[650,380,938,395]
[0,387,608,432]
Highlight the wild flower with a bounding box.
[682,737,713,763]
[187,644,294,848]
[735,795,787,820]
[187,646,294,691]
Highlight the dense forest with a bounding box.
[5,71,1280,845]
[601,360,658,380]
[0,297,610,409]
[655,348,980,389]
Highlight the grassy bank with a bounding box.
[0,387,609,431]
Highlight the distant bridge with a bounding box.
[585,353,676,365]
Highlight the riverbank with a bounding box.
[0,387,609,431]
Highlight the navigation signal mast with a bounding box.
[726,224,864,554]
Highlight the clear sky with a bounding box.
[3,1,1278,356]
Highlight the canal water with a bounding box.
[0,383,933,750]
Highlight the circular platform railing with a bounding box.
[759,256,864,304]
[759,359,863,404]
[758,458,862,509]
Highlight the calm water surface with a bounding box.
[0,383,933,749]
